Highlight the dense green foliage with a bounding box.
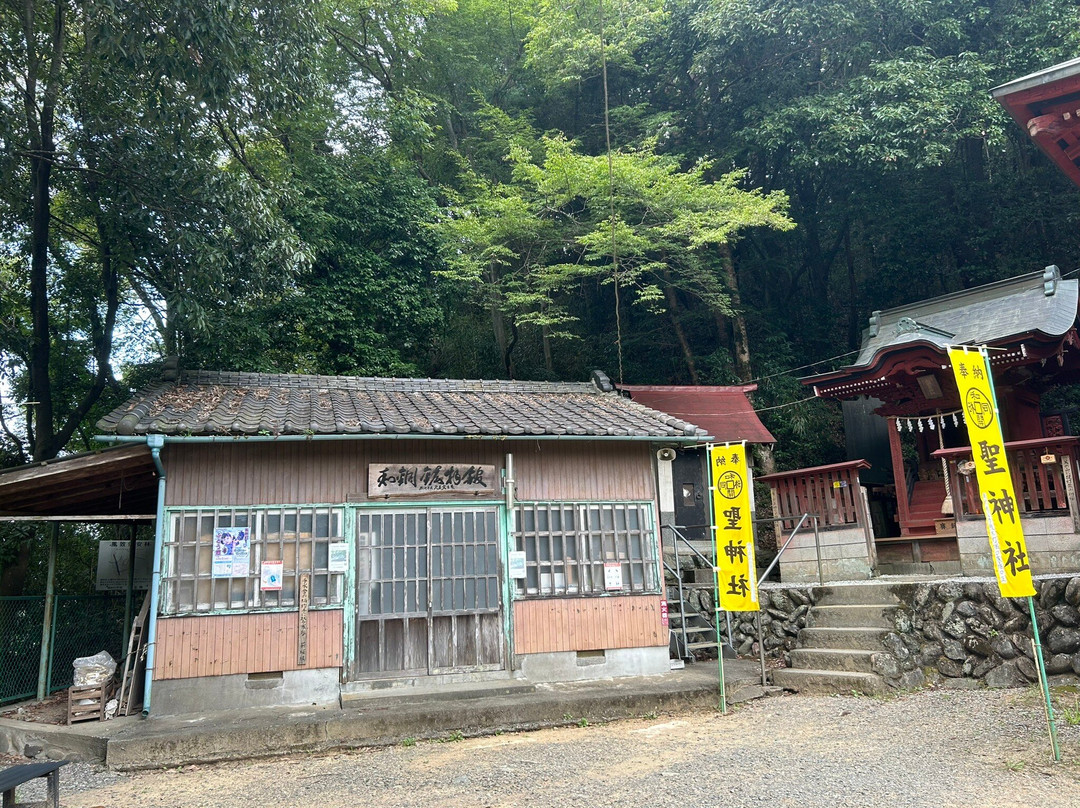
[3,0,1080,591]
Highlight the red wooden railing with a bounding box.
[932,437,1078,517]
[759,460,871,531]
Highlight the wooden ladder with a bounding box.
[117,592,151,716]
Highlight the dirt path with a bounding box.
[28,688,1080,808]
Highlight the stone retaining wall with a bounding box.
[725,575,1080,689]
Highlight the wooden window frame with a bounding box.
[161,506,345,615]
[513,501,659,598]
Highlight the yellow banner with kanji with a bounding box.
[948,347,1036,598]
[708,442,759,611]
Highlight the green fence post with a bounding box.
[36,524,59,701]
[46,594,60,695]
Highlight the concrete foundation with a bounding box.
[777,524,874,583]
[516,646,670,683]
[151,668,340,715]
[956,513,1080,575]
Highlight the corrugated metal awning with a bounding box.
[0,444,158,521]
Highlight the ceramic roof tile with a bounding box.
[97,370,707,440]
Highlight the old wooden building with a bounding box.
[77,370,707,713]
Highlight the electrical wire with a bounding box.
[745,349,860,385]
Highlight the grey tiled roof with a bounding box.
[849,269,1078,371]
[96,371,708,439]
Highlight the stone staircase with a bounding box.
[771,584,901,695]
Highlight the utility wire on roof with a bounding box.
[745,349,860,385]
[670,396,825,419]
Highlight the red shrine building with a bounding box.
[797,267,1080,577]
[751,58,1080,583]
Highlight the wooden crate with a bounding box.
[67,680,115,725]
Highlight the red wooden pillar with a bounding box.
[888,417,910,534]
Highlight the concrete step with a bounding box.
[809,604,897,629]
[686,641,720,651]
[771,667,888,696]
[876,561,963,576]
[798,626,890,651]
[789,647,877,673]
[814,584,900,607]
[341,679,535,705]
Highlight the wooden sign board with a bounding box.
[368,464,496,498]
[297,573,310,666]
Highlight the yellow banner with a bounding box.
[947,347,1036,598]
[708,442,759,612]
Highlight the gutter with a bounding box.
[96,432,706,445]
[143,434,166,718]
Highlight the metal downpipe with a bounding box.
[142,435,167,718]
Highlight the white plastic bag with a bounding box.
[73,650,117,687]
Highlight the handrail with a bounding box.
[755,513,811,587]
[663,523,729,658]
[905,463,918,507]
[663,514,821,687]
[664,523,713,568]
[752,513,818,687]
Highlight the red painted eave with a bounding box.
[618,384,776,444]
[993,58,1080,189]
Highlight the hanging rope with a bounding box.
[598,0,623,384]
[936,408,952,505]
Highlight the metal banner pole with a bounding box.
[1027,596,1061,761]
[715,594,727,715]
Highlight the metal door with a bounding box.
[353,507,504,678]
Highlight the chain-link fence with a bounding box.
[47,595,128,693]
[0,597,46,704]
[0,594,129,704]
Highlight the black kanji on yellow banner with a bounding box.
[948,347,1035,598]
[708,443,758,611]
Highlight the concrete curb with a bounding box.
[0,717,109,762]
[4,662,766,771]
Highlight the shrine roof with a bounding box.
[993,58,1080,188]
[617,384,775,444]
[804,267,1078,386]
[96,370,708,440]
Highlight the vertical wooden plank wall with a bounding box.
[512,596,666,654]
[154,610,343,680]
[164,440,656,506]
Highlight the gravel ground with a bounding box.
[9,687,1080,808]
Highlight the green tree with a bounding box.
[440,127,793,378]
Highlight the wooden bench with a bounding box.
[0,761,68,808]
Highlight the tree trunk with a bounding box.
[25,0,66,463]
[541,323,554,377]
[663,278,699,384]
[845,227,859,350]
[718,243,752,383]
[486,267,511,378]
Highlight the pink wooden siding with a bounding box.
[154,609,343,680]
[163,440,656,506]
[512,595,666,654]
